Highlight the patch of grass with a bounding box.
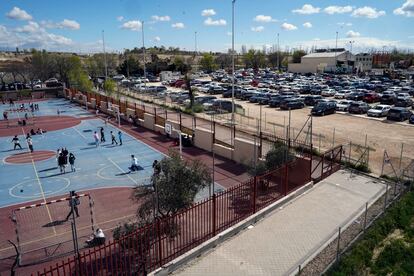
[328,191,414,275]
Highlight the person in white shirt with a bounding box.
[129,155,139,172]
[86,228,105,246]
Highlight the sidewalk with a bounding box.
[173,170,386,276]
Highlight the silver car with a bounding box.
[367,105,391,117]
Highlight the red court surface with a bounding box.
[0,104,249,275]
[0,115,82,137]
[4,150,55,164]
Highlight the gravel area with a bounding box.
[300,180,405,275]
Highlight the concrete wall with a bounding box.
[100,101,107,112]
[194,127,213,152]
[143,113,155,131]
[165,120,181,139]
[154,124,165,135]
[213,143,233,160]
[233,137,259,166]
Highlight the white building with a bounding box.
[288,50,355,74]
[355,53,373,72]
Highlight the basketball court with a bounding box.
[0,98,230,267]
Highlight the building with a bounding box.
[288,49,355,74]
[372,53,391,69]
[355,53,373,72]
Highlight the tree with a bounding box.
[243,49,266,69]
[134,150,211,222]
[68,56,93,92]
[199,53,216,73]
[117,56,142,76]
[215,53,232,70]
[248,142,294,176]
[168,57,191,74]
[267,51,288,69]
[292,50,306,63]
[103,79,116,96]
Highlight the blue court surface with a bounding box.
[0,99,166,208]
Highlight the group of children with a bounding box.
[57,148,76,173]
[93,127,123,147]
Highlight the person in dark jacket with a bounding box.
[69,153,76,172]
[58,153,66,173]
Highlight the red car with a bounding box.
[173,79,185,88]
[363,92,380,103]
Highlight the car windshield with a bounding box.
[374,106,384,110]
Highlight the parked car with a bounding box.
[304,95,323,106]
[347,92,364,101]
[311,102,336,116]
[409,114,414,124]
[268,95,291,108]
[280,99,305,110]
[386,107,412,121]
[348,102,370,114]
[321,89,336,97]
[363,92,380,103]
[395,98,413,108]
[222,88,243,98]
[336,100,352,112]
[367,105,391,117]
[380,92,396,105]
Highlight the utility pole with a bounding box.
[194,31,198,54]
[277,33,280,72]
[141,21,146,87]
[335,31,338,73]
[231,0,236,129]
[102,30,108,80]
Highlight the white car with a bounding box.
[321,89,336,97]
[336,100,352,112]
[367,105,391,117]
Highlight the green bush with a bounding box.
[373,239,414,275]
[328,191,414,275]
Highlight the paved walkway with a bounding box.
[174,170,386,276]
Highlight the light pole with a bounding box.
[277,33,280,72]
[349,40,355,73]
[335,31,338,73]
[141,21,146,88]
[102,31,107,77]
[231,0,236,129]
[194,31,198,54]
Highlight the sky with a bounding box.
[0,0,413,54]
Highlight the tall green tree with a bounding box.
[68,56,93,91]
[199,53,216,72]
[292,50,306,63]
[243,49,267,69]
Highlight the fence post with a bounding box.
[284,164,289,195]
[363,202,368,232]
[212,194,217,237]
[384,182,389,211]
[336,227,341,262]
[156,219,163,266]
[253,177,257,214]
[179,113,182,130]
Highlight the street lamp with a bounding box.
[141,21,146,89]
[231,0,236,129]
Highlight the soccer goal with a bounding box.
[11,192,96,266]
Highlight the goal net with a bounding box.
[11,193,95,266]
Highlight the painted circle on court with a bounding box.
[5,150,55,164]
[9,177,70,199]
[97,165,130,181]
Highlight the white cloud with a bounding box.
[292,4,320,14]
[281,22,297,31]
[60,19,80,30]
[204,17,227,26]
[7,7,33,21]
[201,9,216,17]
[324,5,353,14]
[172,22,185,29]
[40,19,80,30]
[251,26,264,32]
[151,15,171,22]
[337,22,353,27]
[117,16,124,22]
[352,6,386,19]
[346,30,361,38]
[298,36,414,51]
[254,15,277,23]
[16,21,40,33]
[394,0,414,17]
[153,36,161,42]
[303,22,312,28]
[121,20,142,31]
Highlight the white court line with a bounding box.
[107,157,138,185]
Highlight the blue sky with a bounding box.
[0,0,413,53]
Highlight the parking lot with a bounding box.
[116,70,414,176]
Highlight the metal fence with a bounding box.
[35,161,315,275]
